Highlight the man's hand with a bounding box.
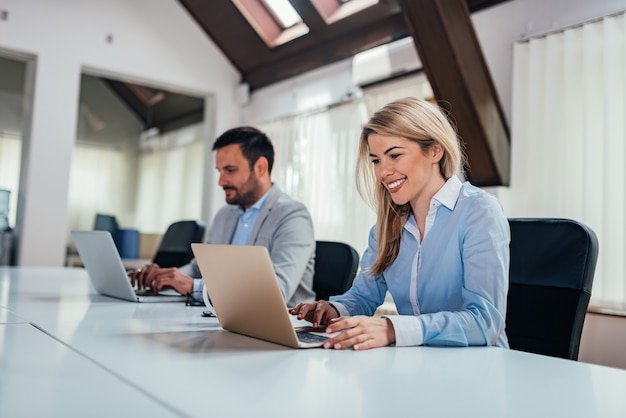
[128,263,193,295]
[290,300,339,328]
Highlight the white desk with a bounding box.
[2,267,626,418]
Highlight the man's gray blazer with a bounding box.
[180,184,316,306]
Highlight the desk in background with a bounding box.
[2,267,626,417]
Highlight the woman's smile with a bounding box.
[387,177,406,192]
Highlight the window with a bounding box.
[232,0,379,48]
[311,0,378,24]
[263,0,302,29]
[232,0,309,47]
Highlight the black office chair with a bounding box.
[506,218,599,360]
[152,220,206,268]
[93,213,119,235]
[313,240,359,301]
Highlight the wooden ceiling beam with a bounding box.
[245,13,408,89]
[397,0,510,186]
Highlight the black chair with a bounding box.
[313,241,359,301]
[152,220,206,268]
[506,218,599,360]
[93,213,119,235]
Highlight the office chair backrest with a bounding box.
[152,220,206,268]
[92,213,141,258]
[313,241,359,301]
[93,213,119,235]
[506,218,599,360]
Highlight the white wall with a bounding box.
[0,0,241,266]
[242,58,356,125]
[580,313,626,370]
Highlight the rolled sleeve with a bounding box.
[384,315,424,346]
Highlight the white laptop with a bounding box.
[72,230,187,303]
[191,243,333,348]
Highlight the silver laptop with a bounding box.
[72,230,187,303]
[191,243,332,348]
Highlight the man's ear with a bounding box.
[254,156,269,177]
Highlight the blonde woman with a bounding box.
[291,97,510,350]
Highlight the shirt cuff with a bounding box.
[383,315,424,346]
[191,279,204,300]
[329,301,349,317]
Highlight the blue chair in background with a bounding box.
[93,213,139,259]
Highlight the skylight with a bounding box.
[231,0,377,48]
[263,0,302,29]
[311,0,378,24]
[231,0,309,48]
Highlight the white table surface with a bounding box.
[2,267,626,418]
[0,322,181,417]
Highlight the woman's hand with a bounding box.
[322,316,396,351]
[290,300,339,327]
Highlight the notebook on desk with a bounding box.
[191,243,332,348]
[72,230,187,303]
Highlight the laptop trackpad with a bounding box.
[158,288,181,296]
[135,288,181,296]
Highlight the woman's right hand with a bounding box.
[289,300,339,328]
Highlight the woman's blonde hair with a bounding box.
[355,97,465,276]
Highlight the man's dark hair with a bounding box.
[212,126,274,173]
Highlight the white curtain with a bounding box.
[68,144,136,232]
[511,13,626,304]
[258,75,433,256]
[262,103,375,255]
[134,139,204,233]
[68,124,204,235]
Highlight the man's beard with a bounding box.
[224,173,262,208]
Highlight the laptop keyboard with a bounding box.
[296,330,329,344]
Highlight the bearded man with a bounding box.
[130,126,316,306]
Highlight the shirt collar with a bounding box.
[432,175,462,211]
[237,188,270,215]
